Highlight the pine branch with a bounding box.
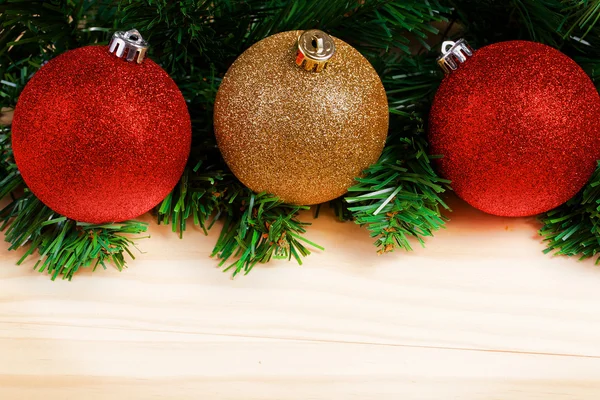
[242,0,449,59]
[557,1,600,84]
[345,114,450,253]
[0,0,117,61]
[0,127,22,198]
[157,165,225,237]
[449,0,565,47]
[0,57,41,109]
[539,163,600,263]
[383,54,442,117]
[158,169,322,276]
[212,188,322,277]
[0,191,148,280]
[117,0,270,75]
[326,198,354,222]
[559,0,600,40]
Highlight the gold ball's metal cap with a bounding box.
[108,29,149,64]
[437,39,473,74]
[296,30,336,72]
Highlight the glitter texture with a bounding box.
[12,46,191,223]
[429,40,600,217]
[213,31,388,205]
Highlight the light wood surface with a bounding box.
[2,195,600,399]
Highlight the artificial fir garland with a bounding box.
[0,0,599,279]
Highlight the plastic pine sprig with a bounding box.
[0,190,149,280]
[0,129,22,199]
[345,117,450,254]
[157,165,226,237]
[539,162,600,263]
[212,189,323,276]
[159,172,323,276]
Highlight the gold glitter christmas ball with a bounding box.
[214,30,388,205]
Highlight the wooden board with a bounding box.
[2,195,600,399]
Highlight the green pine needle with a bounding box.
[560,0,600,40]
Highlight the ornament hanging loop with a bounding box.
[437,39,473,74]
[296,30,336,72]
[109,29,149,64]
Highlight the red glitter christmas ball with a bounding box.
[12,45,191,223]
[429,40,600,217]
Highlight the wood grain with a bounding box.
[2,195,600,399]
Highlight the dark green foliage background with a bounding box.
[0,0,599,278]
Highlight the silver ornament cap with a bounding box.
[108,29,149,64]
[296,29,336,72]
[437,39,473,74]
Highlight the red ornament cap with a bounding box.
[437,39,474,74]
[108,29,149,63]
